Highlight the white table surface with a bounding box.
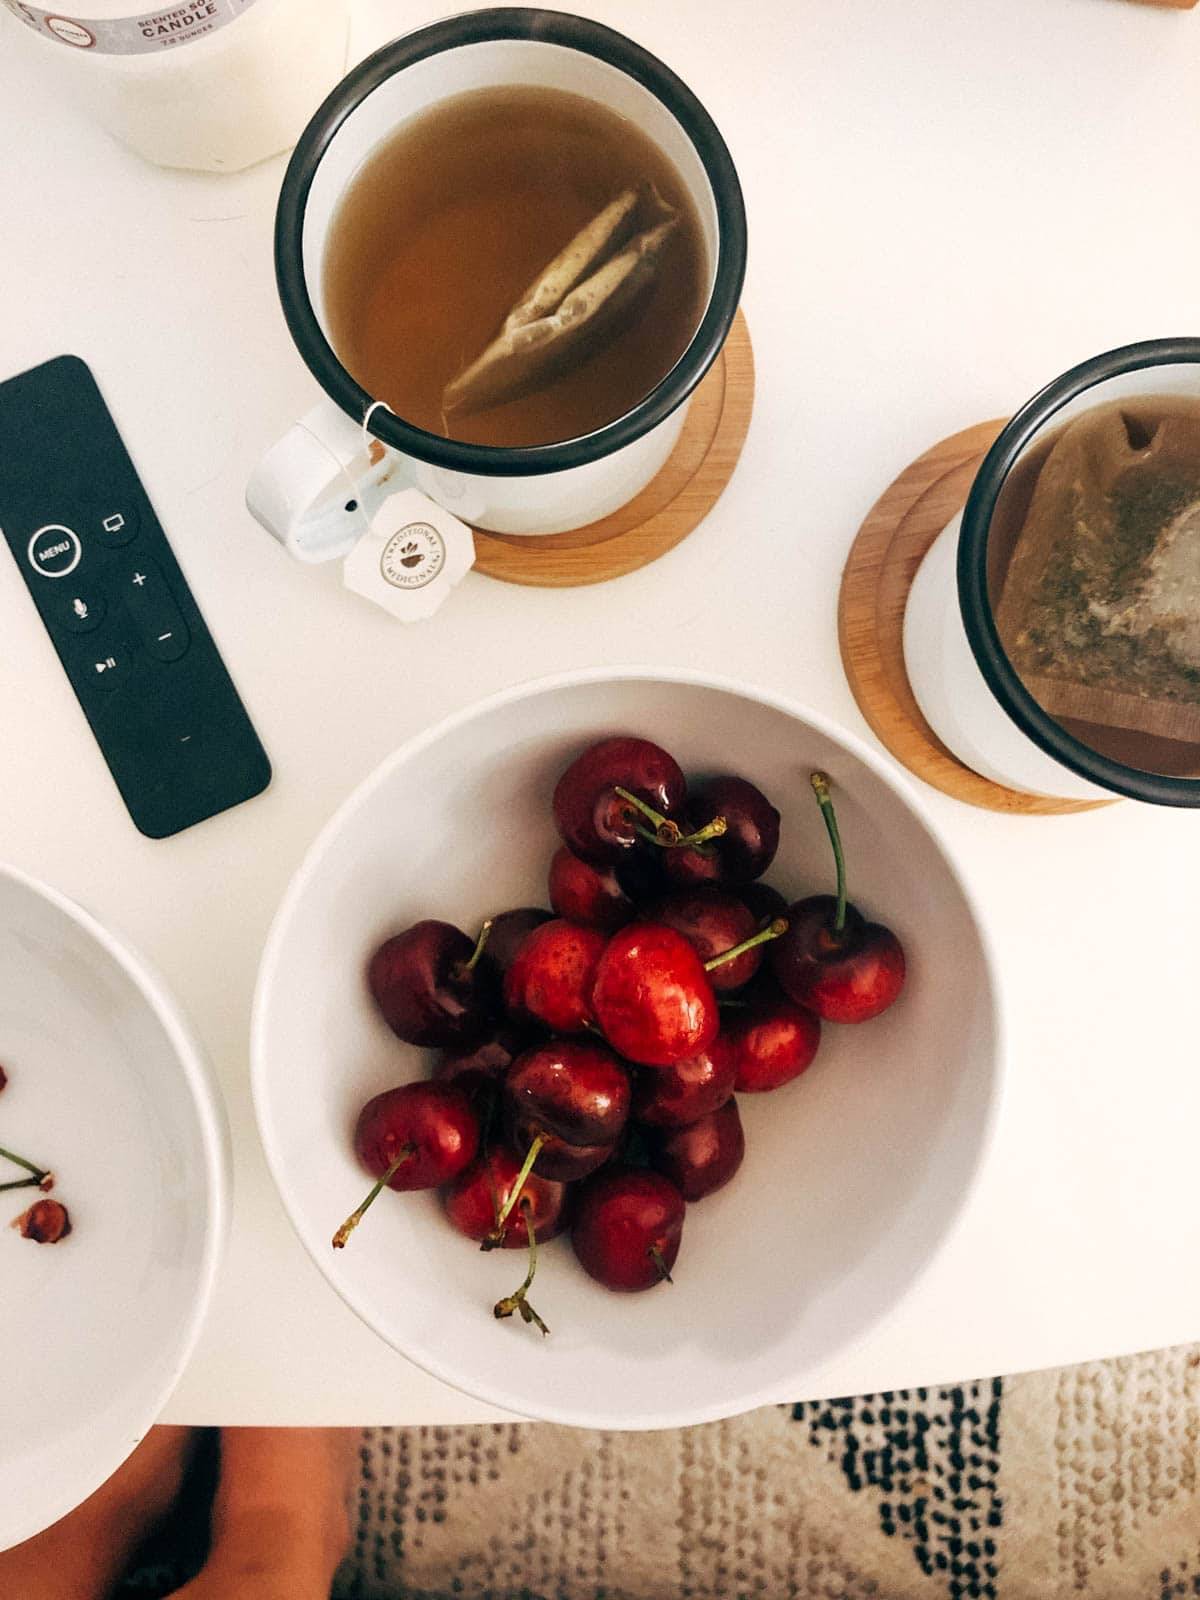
[2,0,1198,1427]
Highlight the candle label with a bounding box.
[3,0,263,53]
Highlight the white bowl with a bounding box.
[0,865,228,1552]
[253,669,1000,1429]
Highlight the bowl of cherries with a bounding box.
[253,670,999,1429]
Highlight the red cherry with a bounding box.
[664,776,781,888]
[769,774,905,1023]
[553,737,686,865]
[333,1081,479,1248]
[442,1146,569,1248]
[631,1043,737,1127]
[548,847,639,932]
[590,922,719,1067]
[723,984,821,1092]
[503,919,607,1034]
[572,1166,685,1291]
[367,920,498,1048]
[505,1040,630,1150]
[649,889,761,992]
[650,1098,745,1201]
[506,1117,617,1182]
[772,894,906,1023]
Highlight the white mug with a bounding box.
[904,339,1200,807]
[247,8,746,562]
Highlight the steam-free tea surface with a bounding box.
[323,86,708,449]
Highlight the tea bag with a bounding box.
[994,399,1200,741]
[444,184,679,416]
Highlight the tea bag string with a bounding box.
[361,399,396,460]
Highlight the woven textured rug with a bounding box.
[335,1342,1200,1600]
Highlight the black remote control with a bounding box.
[0,355,271,838]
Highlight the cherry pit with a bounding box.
[333,740,906,1338]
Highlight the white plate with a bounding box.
[253,669,1001,1430]
[0,865,228,1551]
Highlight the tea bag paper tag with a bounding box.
[342,489,475,621]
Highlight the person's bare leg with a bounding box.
[0,1426,193,1600]
[173,1428,358,1600]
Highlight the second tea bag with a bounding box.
[444,184,679,416]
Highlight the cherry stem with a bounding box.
[0,1144,49,1184]
[0,1175,43,1194]
[612,786,729,851]
[493,1201,549,1336]
[648,1243,674,1285]
[810,772,847,935]
[704,917,789,972]
[465,918,494,972]
[483,1134,544,1247]
[331,1143,415,1249]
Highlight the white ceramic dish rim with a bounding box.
[0,861,230,1549]
[251,666,1007,1430]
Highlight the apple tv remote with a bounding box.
[0,355,270,838]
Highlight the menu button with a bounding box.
[28,524,81,579]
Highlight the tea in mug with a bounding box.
[322,85,709,450]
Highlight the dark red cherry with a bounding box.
[649,889,761,992]
[553,736,685,866]
[333,1081,479,1247]
[503,919,607,1034]
[723,984,821,1092]
[665,776,780,888]
[650,1098,745,1201]
[769,773,905,1023]
[505,1040,630,1151]
[772,896,905,1023]
[367,920,498,1048]
[590,922,719,1067]
[506,1116,617,1182]
[482,908,553,976]
[631,1042,737,1127]
[572,1166,685,1291]
[442,1146,569,1248]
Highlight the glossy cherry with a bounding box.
[572,1166,685,1291]
[722,983,821,1092]
[505,1040,630,1152]
[631,1042,737,1128]
[770,773,906,1024]
[649,889,762,992]
[333,1081,479,1248]
[503,918,607,1034]
[665,776,781,888]
[442,1145,569,1248]
[552,736,686,865]
[548,846,641,933]
[650,1098,745,1202]
[589,922,718,1067]
[482,908,553,976]
[367,920,498,1048]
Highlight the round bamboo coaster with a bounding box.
[838,420,1115,816]
[472,309,754,587]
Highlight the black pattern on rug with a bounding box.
[790,1380,1003,1600]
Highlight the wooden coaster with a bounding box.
[472,309,754,586]
[838,420,1115,815]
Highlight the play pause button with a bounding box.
[86,645,130,693]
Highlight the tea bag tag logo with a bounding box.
[342,488,474,620]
